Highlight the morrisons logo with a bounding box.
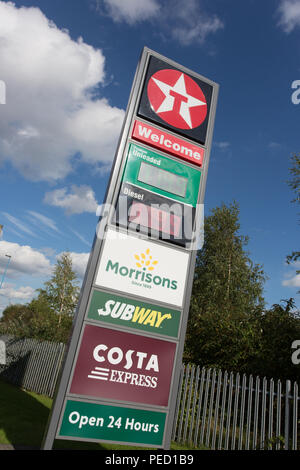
[105,258,178,291]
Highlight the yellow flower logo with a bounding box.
[134,248,158,271]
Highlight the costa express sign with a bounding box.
[69,324,177,406]
[138,55,213,145]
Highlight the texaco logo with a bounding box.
[147,69,207,130]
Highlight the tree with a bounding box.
[184,202,266,371]
[0,303,33,334]
[38,252,80,324]
[0,253,79,342]
[254,299,300,381]
[286,154,300,293]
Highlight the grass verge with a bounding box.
[0,379,206,450]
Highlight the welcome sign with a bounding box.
[132,119,204,167]
[95,228,190,308]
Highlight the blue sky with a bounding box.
[0,0,299,314]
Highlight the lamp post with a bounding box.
[0,254,11,289]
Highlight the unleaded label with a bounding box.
[87,289,181,338]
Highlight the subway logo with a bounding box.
[87,289,181,338]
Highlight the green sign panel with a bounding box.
[122,143,201,207]
[87,289,181,338]
[58,399,166,446]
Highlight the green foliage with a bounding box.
[252,299,300,382]
[184,202,300,381]
[287,154,300,207]
[38,252,79,320]
[0,252,78,343]
[184,202,266,372]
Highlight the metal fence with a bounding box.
[0,335,65,398]
[172,364,299,450]
[0,336,299,450]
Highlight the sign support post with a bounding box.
[42,47,218,450]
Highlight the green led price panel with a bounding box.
[114,143,201,246]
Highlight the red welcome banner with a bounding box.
[132,119,204,167]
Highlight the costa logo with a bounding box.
[69,325,176,406]
[147,69,207,130]
[89,344,159,389]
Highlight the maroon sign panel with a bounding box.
[70,324,177,407]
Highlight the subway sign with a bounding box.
[43,48,218,450]
[87,289,181,338]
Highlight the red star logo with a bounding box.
[147,69,207,130]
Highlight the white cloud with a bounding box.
[0,240,52,278]
[26,210,61,234]
[2,212,37,238]
[70,229,92,247]
[214,141,231,150]
[282,274,300,287]
[0,283,36,302]
[268,141,282,149]
[0,1,124,182]
[94,0,223,45]
[277,0,300,33]
[98,0,160,24]
[169,0,224,46]
[44,184,98,215]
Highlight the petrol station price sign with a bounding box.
[42,48,218,451]
[113,142,201,246]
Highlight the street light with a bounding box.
[0,254,11,289]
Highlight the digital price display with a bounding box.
[113,143,201,246]
[138,162,188,198]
